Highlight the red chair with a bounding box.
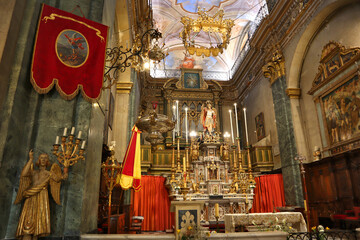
[344,207,360,229]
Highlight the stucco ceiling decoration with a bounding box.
[151,0,268,81]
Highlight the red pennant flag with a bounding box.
[31,4,108,102]
[117,126,142,191]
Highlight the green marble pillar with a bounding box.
[271,76,303,206]
[0,0,106,239]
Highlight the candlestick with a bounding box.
[229,110,235,144]
[234,103,239,138]
[63,127,68,136]
[243,108,249,144]
[185,107,188,144]
[77,131,82,139]
[183,157,186,173]
[71,127,75,135]
[81,140,86,149]
[55,136,59,145]
[215,203,219,218]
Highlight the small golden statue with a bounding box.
[190,141,199,162]
[14,150,68,240]
[220,142,230,161]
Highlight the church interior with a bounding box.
[1,0,360,239]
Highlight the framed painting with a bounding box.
[255,112,265,141]
[321,74,360,145]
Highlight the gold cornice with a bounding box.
[262,50,285,85]
[286,88,301,99]
[116,82,133,94]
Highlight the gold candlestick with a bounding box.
[170,144,176,183]
[176,136,182,173]
[236,137,244,173]
[53,132,85,173]
[246,142,255,184]
[232,145,238,183]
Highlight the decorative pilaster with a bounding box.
[263,50,303,206]
[116,82,133,94]
[286,88,301,99]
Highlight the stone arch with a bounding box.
[288,0,358,88]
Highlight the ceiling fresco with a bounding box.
[151,0,267,80]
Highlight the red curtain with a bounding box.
[251,174,286,213]
[133,176,174,231]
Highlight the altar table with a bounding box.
[224,212,307,233]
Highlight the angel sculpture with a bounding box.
[220,142,230,161]
[190,141,199,162]
[14,150,67,240]
[200,100,217,136]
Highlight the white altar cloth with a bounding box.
[224,212,307,233]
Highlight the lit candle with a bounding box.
[172,105,176,143]
[215,203,219,218]
[81,140,86,149]
[234,103,239,138]
[243,108,249,144]
[63,127,68,136]
[185,107,188,144]
[55,136,59,145]
[71,127,75,135]
[77,131,82,139]
[176,101,179,135]
[229,110,234,144]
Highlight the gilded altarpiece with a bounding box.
[163,68,223,146]
[309,42,360,155]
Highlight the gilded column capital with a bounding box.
[262,50,285,85]
[116,82,133,94]
[286,88,301,99]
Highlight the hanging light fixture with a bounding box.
[180,8,235,58]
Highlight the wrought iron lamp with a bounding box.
[104,28,166,85]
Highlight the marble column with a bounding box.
[263,50,303,206]
[0,0,110,239]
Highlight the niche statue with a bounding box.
[14,150,68,240]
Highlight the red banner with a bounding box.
[31,4,108,102]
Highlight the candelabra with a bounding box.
[236,137,244,173]
[170,142,177,183]
[246,143,255,185]
[176,135,182,173]
[101,149,121,234]
[232,145,239,184]
[53,127,86,173]
[295,154,310,231]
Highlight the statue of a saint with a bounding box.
[200,100,217,135]
[190,141,199,162]
[14,150,67,240]
[220,142,230,161]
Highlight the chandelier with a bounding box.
[104,29,167,87]
[180,8,234,57]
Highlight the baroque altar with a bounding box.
[167,133,256,224]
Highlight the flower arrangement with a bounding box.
[311,225,330,240]
[251,217,296,233]
[177,226,213,240]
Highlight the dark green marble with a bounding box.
[271,76,303,207]
[0,0,105,239]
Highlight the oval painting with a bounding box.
[56,29,89,68]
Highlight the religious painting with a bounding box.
[56,30,89,68]
[325,54,341,76]
[184,72,200,88]
[255,112,265,141]
[321,74,360,145]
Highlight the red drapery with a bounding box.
[133,176,174,231]
[251,174,286,213]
